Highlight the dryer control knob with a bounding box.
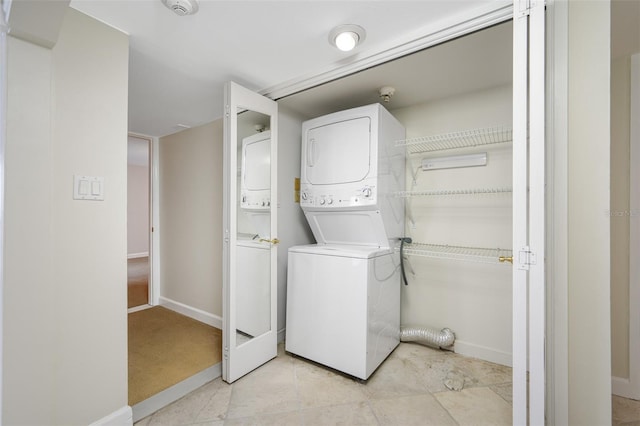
[327,198,333,205]
[363,187,372,197]
[319,198,326,205]
[301,192,308,200]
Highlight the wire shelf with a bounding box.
[396,127,513,154]
[395,187,512,198]
[403,243,513,265]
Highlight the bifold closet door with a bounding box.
[512,0,546,424]
[222,81,279,383]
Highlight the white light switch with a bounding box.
[74,175,105,201]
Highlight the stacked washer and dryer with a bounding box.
[285,104,406,380]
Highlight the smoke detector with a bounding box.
[378,86,396,103]
[162,0,199,16]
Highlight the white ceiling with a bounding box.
[69,0,505,137]
[279,20,513,119]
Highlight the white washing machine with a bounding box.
[285,244,400,380]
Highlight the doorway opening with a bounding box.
[127,134,152,310]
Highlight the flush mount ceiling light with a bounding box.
[329,24,366,52]
[162,0,199,16]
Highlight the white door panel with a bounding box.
[223,81,278,383]
[513,1,546,424]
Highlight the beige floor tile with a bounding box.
[226,357,299,419]
[294,358,367,409]
[146,379,223,425]
[410,354,477,393]
[301,401,379,425]
[362,356,429,400]
[434,387,512,426]
[370,393,457,426]
[490,382,513,404]
[195,379,233,422]
[223,409,302,426]
[452,355,512,386]
[613,395,640,425]
[390,342,454,362]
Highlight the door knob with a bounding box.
[259,238,280,245]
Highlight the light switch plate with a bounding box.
[74,175,105,201]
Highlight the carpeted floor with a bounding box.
[128,257,149,308]
[128,306,223,405]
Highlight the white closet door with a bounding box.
[513,1,546,424]
[223,81,279,383]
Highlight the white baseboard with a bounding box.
[613,375,640,400]
[454,339,512,367]
[132,364,221,423]
[90,406,132,426]
[278,328,285,344]
[159,296,222,329]
[127,252,149,259]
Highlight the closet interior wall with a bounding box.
[391,84,513,366]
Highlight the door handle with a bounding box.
[259,238,280,245]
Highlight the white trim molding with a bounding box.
[160,296,223,329]
[89,406,132,426]
[127,251,148,259]
[0,1,9,419]
[454,340,512,368]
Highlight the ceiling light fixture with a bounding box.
[162,0,199,16]
[329,24,366,52]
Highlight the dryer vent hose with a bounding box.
[400,326,455,348]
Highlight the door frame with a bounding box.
[127,132,159,308]
[612,52,640,400]
[0,0,9,417]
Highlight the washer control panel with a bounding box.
[300,184,377,209]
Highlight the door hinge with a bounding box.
[517,0,545,17]
[518,246,537,270]
[225,104,230,118]
[517,0,530,17]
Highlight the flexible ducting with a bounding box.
[400,326,455,348]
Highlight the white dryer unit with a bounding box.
[285,244,401,380]
[300,104,405,248]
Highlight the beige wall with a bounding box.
[5,34,55,424]
[392,85,513,365]
[128,164,150,256]
[160,120,224,316]
[567,1,612,423]
[4,8,129,425]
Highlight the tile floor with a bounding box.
[135,342,513,425]
[135,342,640,426]
[613,394,640,426]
